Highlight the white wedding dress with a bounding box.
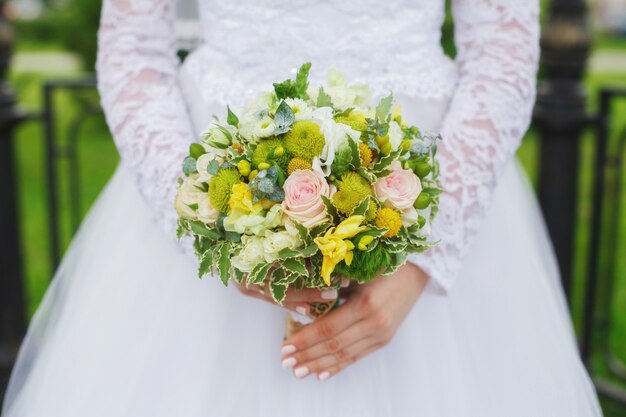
[2,0,604,416]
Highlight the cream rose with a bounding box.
[197,194,220,224]
[231,236,265,273]
[282,169,331,228]
[373,161,422,210]
[262,230,302,263]
[174,175,206,220]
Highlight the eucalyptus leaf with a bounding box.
[182,156,198,176]
[274,100,295,135]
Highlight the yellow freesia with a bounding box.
[228,183,262,214]
[313,215,368,285]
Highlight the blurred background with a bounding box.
[0,0,625,415]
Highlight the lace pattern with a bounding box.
[96,0,540,292]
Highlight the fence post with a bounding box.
[533,0,591,301]
[0,1,26,405]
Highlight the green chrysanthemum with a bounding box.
[337,172,371,197]
[335,111,368,132]
[252,138,291,170]
[209,168,241,212]
[335,243,391,283]
[283,121,325,160]
[332,190,365,216]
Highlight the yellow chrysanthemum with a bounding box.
[209,168,241,213]
[314,215,369,285]
[284,120,325,160]
[358,142,373,167]
[335,111,368,132]
[375,208,402,238]
[365,199,378,222]
[287,157,313,174]
[228,182,262,214]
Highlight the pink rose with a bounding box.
[282,169,331,227]
[373,161,422,210]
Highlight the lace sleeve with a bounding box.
[96,0,195,240]
[407,0,540,293]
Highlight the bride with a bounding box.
[2,0,604,416]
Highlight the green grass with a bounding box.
[9,35,626,415]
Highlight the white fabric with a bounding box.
[2,0,604,416]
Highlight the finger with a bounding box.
[316,343,381,381]
[288,337,376,379]
[282,287,338,303]
[281,318,372,368]
[281,296,361,353]
[282,302,310,316]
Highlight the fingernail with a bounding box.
[321,289,338,300]
[294,366,309,378]
[281,344,296,355]
[282,357,297,369]
[295,306,307,315]
[339,297,346,305]
[340,278,350,288]
[318,371,331,381]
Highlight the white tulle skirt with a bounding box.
[2,66,604,417]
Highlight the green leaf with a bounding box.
[226,105,239,127]
[182,156,197,176]
[189,143,206,159]
[217,243,231,286]
[372,147,402,174]
[321,195,341,224]
[274,269,298,286]
[294,62,312,99]
[189,221,221,239]
[207,159,220,176]
[282,257,308,276]
[224,231,241,242]
[234,268,245,284]
[274,100,295,135]
[347,138,362,171]
[292,221,311,244]
[198,250,214,277]
[317,86,333,107]
[273,80,294,100]
[278,244,319,260]
[352,195,371,216]
[269,280,288,304]
[176,222,188,240]
[376,94,394,121]
[247,263,272,286]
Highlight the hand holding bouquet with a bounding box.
[175,63,441,312]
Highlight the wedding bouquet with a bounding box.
[175,63,441,307]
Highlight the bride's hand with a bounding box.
[232,278,340,314]
[279,263,429,381]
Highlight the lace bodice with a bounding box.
[96,0,540,292]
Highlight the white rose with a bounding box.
[197,194,220,224]
[174,175,206,220]
[388,121,404,151]
[231,236,265,273]
[196,152,222,183]
[262,230,302,263]
[201,125,233,150]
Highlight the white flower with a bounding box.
[224,204,283,235]
[201,125,233,149]
[323,68,371,110]
[318,119,361,175]
[197,194,220,224]
[195,152,222,183]
[401,206,419,228]
[284,98,313,121]
[388,121,404,151]
[231,236,265,272]
[239,112,275,141]
[174,174,206,220]
[262,229,302,263]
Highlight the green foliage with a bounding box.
[273,100,295,135]
[273,62,312,100]
[335,243,391,283]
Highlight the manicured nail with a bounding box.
[318,371,331,381]
[321,289,338,300]
[281,344,296,355]
[294,366,309,378]
[282,357,297,368]
[295,306,307,315]
[340,278,350,288]
[339,297,346,305]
